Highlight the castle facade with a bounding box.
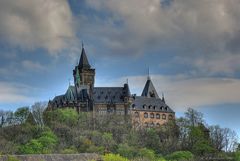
[48,46,175,128]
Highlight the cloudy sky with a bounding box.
[0,0,240,137]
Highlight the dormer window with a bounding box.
[148,105,152,109]
[143,104,146,109]
[165,106,168,111]
[150,91,155,97]
[153,106,156,110]
[132,104,136,108]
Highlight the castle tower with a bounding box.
[73,45,95,99]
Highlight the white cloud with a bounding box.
[0,82,37,103]
[0,0,75,53]
[97,74,240,111]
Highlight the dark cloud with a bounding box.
[75,0,240,76]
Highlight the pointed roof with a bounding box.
[65,85,75,101]
[79,46,91,69]
[141,78,159,98]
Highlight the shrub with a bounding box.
[103,153,129,161]
[18,129,58,154]
[166,151,194,161]
[117,143,138,159]
[234,151,240,161]
[137,148,156,161]
[60,147,78,154]
[7,155,20,161]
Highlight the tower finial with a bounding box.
[162,92,165,103]
[68,78,71,86]
[82,41,84,48]
[126,78,129,84]
[147,67,150,80]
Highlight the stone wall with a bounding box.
[0,154,101,161]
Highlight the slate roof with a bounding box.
[131,96,174,113]
[93,84,130,103]
[79,47,91,69]
[52,83,131,104]
[141,78,159,98]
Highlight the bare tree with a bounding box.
[31,102,47,128]
[185,108,204,127]
[209,125,225,151]
[209,126,238,152]
[223,128,238,152]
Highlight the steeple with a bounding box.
[141,78,159,98]
[79,43,91,69]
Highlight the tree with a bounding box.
[209,126,238,152]
[185,108,204,127]
[18,129,58,154]
[45,108,78,127]
[209,125,225,151]
[14,107,30,124]
[31,102,47,128]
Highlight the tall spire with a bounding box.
[79,43,91,69]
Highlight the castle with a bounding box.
[48,45,175,128]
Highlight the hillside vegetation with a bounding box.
[0,104,239,161]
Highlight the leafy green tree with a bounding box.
[137,148,156,161]
[117,143,138,159]
[102,132,116,152]
[18,129,58,154]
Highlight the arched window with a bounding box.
[144,112,148,118]
[156,113,160,119]
[156,123,160,127]
[150,122,154,127]
[134,112,139,117]
[144,122,148,127]
[162,114,166,120]
[168,114,173,120]
[150,113,154,118]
